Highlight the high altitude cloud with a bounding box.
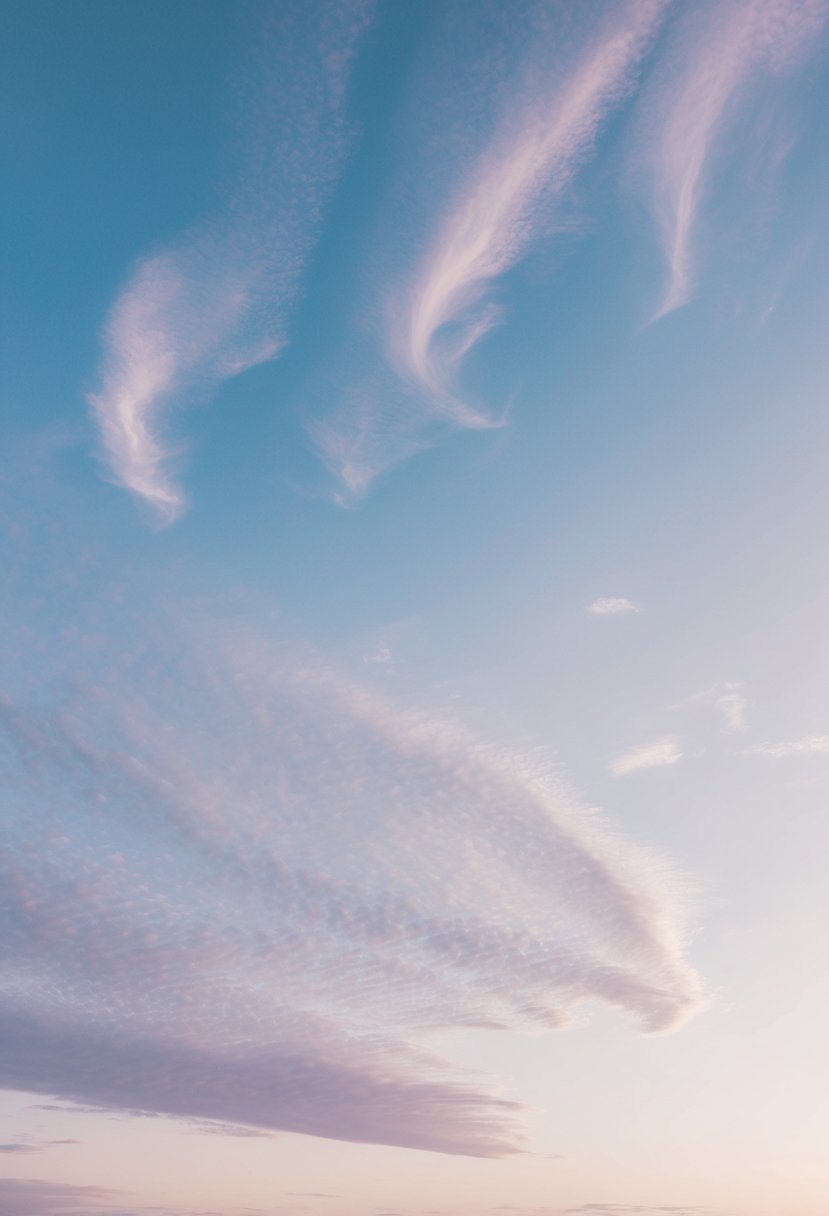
[586,597,641,616]
[87,0,371,523]
[312,0,668,497]
[0,602,702,1156]
[0,1177,204,1216]
[610,738,683,777]
[746,734,829,757]
[561,1207,703,1216]
[635,0,828,318]
[391,2,665,411]
[0,1179,116,1216]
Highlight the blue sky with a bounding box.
[3,2,829,1214]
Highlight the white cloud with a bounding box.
[0,614,704,1155]
[88,1,372,523]
[635,0,828,319]
[745,734,829,758]
[611,737,683,777]
[586,597,641,616]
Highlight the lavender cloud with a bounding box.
[586,597,641,616]
[87,0,372,523]
[0,1140,78,1154]
[0,596,703,1156]
[561,1207,704,1216]
[0,454,704,1155]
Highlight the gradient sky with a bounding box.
[3,2,829,1214]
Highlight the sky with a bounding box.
[2,1,829,1213]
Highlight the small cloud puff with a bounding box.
[586,597,642,616]
[611,737,683,776]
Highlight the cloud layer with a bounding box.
[0,600,702,1155]
[88,0,371,522]
[586,597,641,616]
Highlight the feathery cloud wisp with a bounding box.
[745,734,829,758]
[611,737,683,777]
[88,1,371,523]
[0,1179,117,1216]
[312,0,667,497]
[638,0,828,319]
[586,597,641,616]
[713,683,748,732]
[393,1,666,413]
[0,609,703,1155]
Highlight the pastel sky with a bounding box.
[3,1,829,1214]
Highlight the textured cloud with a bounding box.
[0,1140,77,1154]
[745,734,829,757]
[635,0,828,318]
[610,738,683,777]
[392,3,665,410]
[586,597,641,616]
[0,597,702,1155]
[312,0,667,497]
[87,0,371,522]
[0,1179,213,1216]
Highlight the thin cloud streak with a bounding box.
[0,1140,78,1154]
[713,683,748,732]
[394,1,665,413]
[0,604,703,1155]
[88,1,371,523]
[0,1179,117,1216]
[611,738,683,777]
[313,0,667,497]
[640,0,828,319]
[0,472,703,1156]
[745,734,829,757]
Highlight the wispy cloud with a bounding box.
[672,681,748,733]
[745,734,829,758]
[392,3,665,413]
[611,737,683,777]
[713,683,748,732]
[88,1,371,523]
[0,1177,215,1216]
[586,597,641,616]
[637,0,828,319]
[0,1179,117,1216]
[0,608,703,1156]
[0,465,704,1156]
[312,0,667,497]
